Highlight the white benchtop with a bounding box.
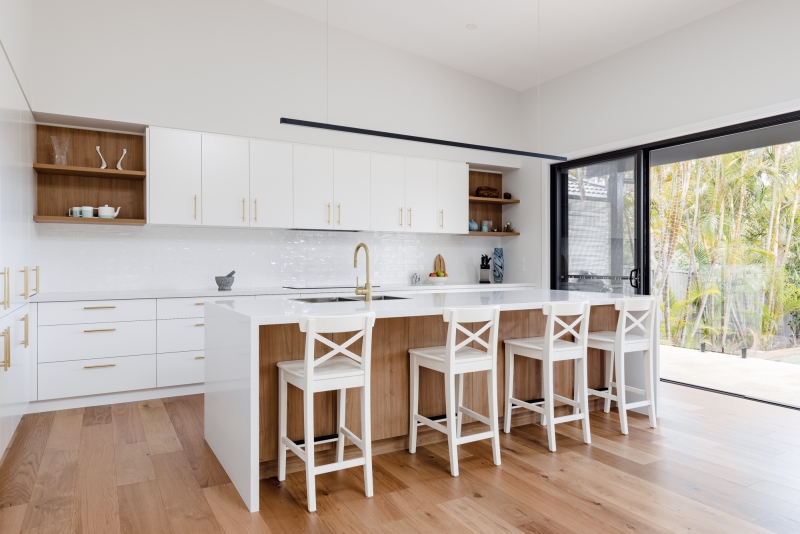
[207,288,639,325]
[29,282,536,303]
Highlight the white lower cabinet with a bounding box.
[38,354,157,401]
[157,318,204,353]
[157,350,204,387]
[0,305,30,452]
[38,320,157,363]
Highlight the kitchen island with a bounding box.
[204,288,657,511]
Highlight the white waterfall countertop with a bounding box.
[208,288,640,325]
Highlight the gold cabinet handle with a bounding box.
[20,314,28,347]
[195,323,204,327]
[32,266,39,295]
[195,302,204,306]
[327,203,331,224]
[83,328,116,333]
[337,203,341,225]
[399,207,403,227]
[84,363,116,369]
[84,305,116,310]
[19,267,29,299]
[1,327,9,371]
[242,198,246,221]
[194,195,198,220]
[440,209,444,228]
[408,208,412,228]
[195,355,205,360]
[254,198,258,222]
[1,267,9,310]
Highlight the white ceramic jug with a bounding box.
[97,205,121,218]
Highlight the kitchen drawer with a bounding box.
[39,321,156,363]
[157,350,204,387]
[38,354,156,400]
[157,296,254,319]
[39,299,156,326]
[157,318,205,353]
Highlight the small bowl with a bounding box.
[427,277,447,285]
[215,276,234,291]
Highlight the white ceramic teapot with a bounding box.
[97,205,121,219]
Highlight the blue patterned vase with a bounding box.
[493,248,504,283]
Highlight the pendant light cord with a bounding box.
[326,0,329,124]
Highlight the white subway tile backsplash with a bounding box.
[35,225,500,292]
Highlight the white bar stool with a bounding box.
[587,297,657,434]
[277,312,376,513]
[408,306,501,477]
[503,301,591,452]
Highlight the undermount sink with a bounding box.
[292,295,410,303]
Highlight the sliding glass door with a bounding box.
[551,152,647,295]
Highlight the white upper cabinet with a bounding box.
[370,154,406,232]
[201,134,249,227]
[437,161,468,234]
[149,128,202,225]
[405,158,439,234]
[333,150,371,231]
[293,145,333,230]
[250,140,293,228]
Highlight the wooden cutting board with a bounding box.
[434,254,446,273]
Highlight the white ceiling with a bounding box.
[264,0,744,91]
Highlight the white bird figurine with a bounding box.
[96,146,107,169]
[116,149,127,171]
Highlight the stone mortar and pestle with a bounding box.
[215,271,235,291]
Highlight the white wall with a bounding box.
[0,0,32,100]
[30,0,522,168]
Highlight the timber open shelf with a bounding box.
[33,163,145,180]
[468,196,519,205]
[34,125,146,225]
[469,231,520,237]
[33,216,147,226]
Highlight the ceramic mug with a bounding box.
[81,206,95,218]
[68,207,82,217]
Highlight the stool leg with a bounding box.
[456,373,464,439]
[572,358,580,416]
[487,367,501,466]
[278,370,287,482]
[303,389,316,512]
[643,349,658,429]
[579,355,591,445]
[409,358,419,454]
[541,360,548,427]
[336,388,347,463]
[543,359,557,452]
[361,381,374,498]
[444,371,459,476]
[504,348,514,434]
[615,349,629,435]
[604,351,613,413]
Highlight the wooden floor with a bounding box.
[1,383,800,533]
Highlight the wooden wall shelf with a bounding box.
[469,231,520,237]
[33,216,147,226]
[33,163,145,180]
[468,196,520,205]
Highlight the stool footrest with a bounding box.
[510,397,545,414]
[553,412,586,424]
[281,437,307,461]
[460,406,489,426]
[456,431,494,445]
[340,426,364,450]
[625,386,646,395]
[553,393,579,407]
[292,433,339,447]
[588,388,617,401]
[624,400,651,410]
[415,414,449,435]
[314,457,366,476]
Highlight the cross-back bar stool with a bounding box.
[408,306,502,477]
[503,301,592,452]
[587,297,657,434]
[277,312,376,513]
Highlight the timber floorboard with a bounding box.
[0,384,799,532]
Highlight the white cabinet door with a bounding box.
[437,161,468,234]
[202,134,250,227]
[10,307,29,430]
[250,140,293,228]
[333,150,371,231]
[0,313,13,452]
[293,145,333,230]
[370,154,405,232]
[405,158,438,234]
[149,128,202,225]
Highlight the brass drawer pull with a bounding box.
[195,355,205,360]
[84,328,117,333]
[20,314,28,347]
[32,266,40,294]
[195,302,204,306]
[84,305,116,310]
[195,323,204,327]
[399,207,403,226]
[408,208,412,227]
[242,198,246,221]
[254,198,258,222]
[1,327,9,371]
[1,267,9,310]
[84,363,116,369]
[194,195,198,220]
[19,267,29,299]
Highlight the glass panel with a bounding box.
[565,156,637,295]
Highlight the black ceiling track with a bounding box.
[280,118,567,161]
